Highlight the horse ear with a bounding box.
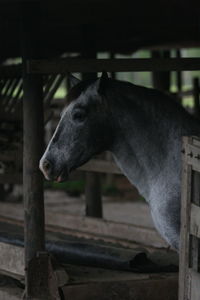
[67,74,81,89]
[97,72,109,93]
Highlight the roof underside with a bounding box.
[0,0,200,60]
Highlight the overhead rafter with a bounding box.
[27,58,200,74]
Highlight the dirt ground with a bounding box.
[44,175,155,230]
[3,175,155,230]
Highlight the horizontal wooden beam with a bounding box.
[0,65,22,77]
[0,204,168,249]
[61,274,178,300]
[78,159,121,175]
[0,159,121,184]
[27,58,200,74]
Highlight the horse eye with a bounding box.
[73,110,86,121]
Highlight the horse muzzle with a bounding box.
[39,157,69,182]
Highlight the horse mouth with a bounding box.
[55,169,69,183]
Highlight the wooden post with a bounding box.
[176,50,182,104]
[82,26,103,218]
[0,185,6,202]
[193,77,200,118]
[21,2,45,297]
[151,50,171,92]
[179,136,200,300]
[105,53,115,187]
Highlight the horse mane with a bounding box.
[66,79,96,104]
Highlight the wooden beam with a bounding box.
[0,242,24,276]
[189,269,200,300]
[28,58,200,74]
[61,274,178,300]
[190,203,200,239]
[78,159,121,174]
[21,3,46,298]
[0,159,121,185]
[0,205,168,249]
[179,136,193,300]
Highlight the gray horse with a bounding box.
[40,73,200,251]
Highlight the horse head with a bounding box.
[40,73,114,182]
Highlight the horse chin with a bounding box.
[54,169,69,183]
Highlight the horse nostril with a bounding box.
[42,159,52,173]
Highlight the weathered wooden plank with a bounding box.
[45,211,167,249]
[81,56,103,219]
[190,203,200,239]
[184,143,200,173]
[188,269,200,300]
[0,242,24,276]
[0,159,120,185]
[0,205,168,249]
[193,78,200,118]
[0,286,22,300]
[61,274,178,300]
[21,3,46,298]
[0,65,22,78]
[27,58,200,74]
[179,136,193,300]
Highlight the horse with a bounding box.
[40,73,200,251]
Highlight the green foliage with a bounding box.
[102,184,120,196]
[44,180,85,196]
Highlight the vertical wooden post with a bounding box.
[151,50,171,92]
[82,26,103,218]
[21,2,45,297]
[0,185,6,201]
[193,77,200,118]
[105,53,115,187]
[179,137,192,300]
[176,50,182,104]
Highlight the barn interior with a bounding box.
[0,0,200,299]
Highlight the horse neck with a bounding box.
[109,88,175,199]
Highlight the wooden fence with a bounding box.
[179,136,200,300]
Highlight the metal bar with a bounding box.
[28,58,200,74]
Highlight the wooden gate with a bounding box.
[179,136,200,300]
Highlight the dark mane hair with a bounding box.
[67,79,96,104]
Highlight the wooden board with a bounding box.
[27,58,200,74]
[61,272,178,300]
[179,136,200,300]
[0,242,24,276]
[0,203,168,249]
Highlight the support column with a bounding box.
[83,72,103,218]
[176,49,182,104]
[151,50,171,92]
[193,77,200,118]
[82,26,103,218]
[21,2,45,296]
